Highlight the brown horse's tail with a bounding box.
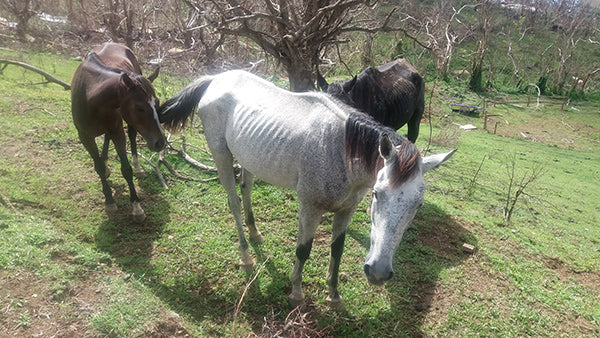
[158,75,214,131]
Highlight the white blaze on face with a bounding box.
[148,97,160,125]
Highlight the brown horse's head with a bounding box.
[119,72,166,152]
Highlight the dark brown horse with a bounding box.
[71,42,166,222]
[319,59,425,143]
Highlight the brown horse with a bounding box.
[71,42,166,222]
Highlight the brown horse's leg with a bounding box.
[111,130,145,222]
[100,135,111,178]
[79,133,116,213]
[127,126,143,175]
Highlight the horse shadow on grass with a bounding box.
[94,171,171,275]
[342,201,476,337]
[222,199,476,337]
[93,174,294,335]
[94,171,474,336]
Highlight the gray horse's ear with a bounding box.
[379,134,394,160]
[422,149,456,173]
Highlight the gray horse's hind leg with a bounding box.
[240,168,263,242]
[289,202,324,307]
[213,151,255,272]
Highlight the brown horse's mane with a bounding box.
[345,111,420,187]
[85,52,156,98]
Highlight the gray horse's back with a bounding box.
[199,71,350,197]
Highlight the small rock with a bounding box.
[462,243,476,254]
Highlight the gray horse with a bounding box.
[159,70,454,310]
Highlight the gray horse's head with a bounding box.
[364,136,455,285]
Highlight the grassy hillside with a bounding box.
[0,48,599,336]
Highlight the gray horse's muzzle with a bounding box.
[363,262,394,285]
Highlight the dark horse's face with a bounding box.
[120,73,166,152]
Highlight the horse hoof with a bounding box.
[288,294,305,309]
[132,202,146,223]
[238,262,254,273]
[326,295,345,312]
[105,203,118,214]
[133,212,146,223]
[250,233,265,243]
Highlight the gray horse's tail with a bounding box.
[158,75,214,131]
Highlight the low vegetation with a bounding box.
[0,47,598,337]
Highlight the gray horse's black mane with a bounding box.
[345,111,420,187]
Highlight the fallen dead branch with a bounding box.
[137,152,169,189]
[232,257,269,337]
[258,304,332,338]
[135,132,224,186]
[0,59,71,90]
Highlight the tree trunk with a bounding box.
[469,62,484,92]
[123,1,134,49]
[287,64,314,92]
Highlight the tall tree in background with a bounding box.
[468,0,493,92]
[192,0,393,91]
[548,0,599,92]
[401,1,473,80]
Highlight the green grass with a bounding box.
[0,48,598,336]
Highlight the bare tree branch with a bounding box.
[0,59,71,90]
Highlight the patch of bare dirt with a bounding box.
[0,268,193,338]
[0,270,95,337]
[541,256,600,291]
[421,252,599,335]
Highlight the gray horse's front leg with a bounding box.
[289,203,323,307]
[326,209,354,311]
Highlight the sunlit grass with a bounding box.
[0,48,598,336]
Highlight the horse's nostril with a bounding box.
[388,270,394,281]
[363,264,371,276]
